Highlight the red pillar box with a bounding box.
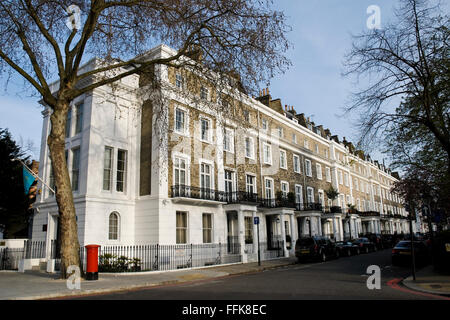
[85,245,100,281]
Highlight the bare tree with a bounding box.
[0,0,291,278]
[343,0,449,167]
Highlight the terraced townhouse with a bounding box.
[31,44,410,264]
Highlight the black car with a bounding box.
[391,240,430,266]
[352,237,376,253]
[380,234,396,248]
[335,241,361,256]
[295,236,340,262]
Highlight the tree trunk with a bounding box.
[47,99,81,279]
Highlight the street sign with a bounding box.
[254,217,260,225]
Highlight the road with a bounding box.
[69,249,438,300]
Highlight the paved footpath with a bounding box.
[0,258,297,300]
[402,265,450,297]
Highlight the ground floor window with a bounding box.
[202,213,212,243]
[108,212,119,240]
[176,211,188,244]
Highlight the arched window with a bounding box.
[109,212,119,240]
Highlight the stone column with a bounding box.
[350,218,355,239]
[332,217,337,240]
[279,214,288,257]
[289,214,295,253]
[237,210,247,262]
[317,216,322,236]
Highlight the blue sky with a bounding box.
[0,1,447,163]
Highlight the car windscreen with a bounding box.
[395,241,411,248]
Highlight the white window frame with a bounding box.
[279,149,287,169]
[245,136,255,159]
[246,174,257,195]
[174,105,189,136]
[200,86,209,101]
[108,212,120,241]
[263,142,272,165]
[175,73,184,89]
[316,163,322,180]
[278,126,283,138]
[172,152,190,188]
[200,117,212,143]
[223,128,235,153]
[293,155,300,173]
[262,118,268,131]
[305,159,312,177]
[325,167,331,182]
[264,177,274,200]
[176,211,188,244]
[199,159,215,191]
[306,187,314,204]
[295,184,303,205]
[281,181,289,198]
[202,213,213,244]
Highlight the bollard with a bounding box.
[85,244,100,280]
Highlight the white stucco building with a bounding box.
[31,44,411,265]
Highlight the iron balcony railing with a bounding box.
[223,191,259,204]
[359,211,381,217]
[171,185,258,204]
[297,203,324,212]
[171,185,226,202]
[259,198,296,209]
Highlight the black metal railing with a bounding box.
[171,185,227,202]
[224,191,259,204]
[171,185,259,205]
[295,203,324,212]
[260,241,285,260]
[72,243,244,273]
[259,198,296,209]
[359,211,381,217]
[23,240,46,259]
[0,247,24,270]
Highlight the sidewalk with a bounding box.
[402,265,450,297]
[0,257,297,300]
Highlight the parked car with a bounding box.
[295,236,340,262]
[335,241,360,256]
[391,240,430,266]
[380,234,395,248]
[352,237,376,253]
[364,234,384,250]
